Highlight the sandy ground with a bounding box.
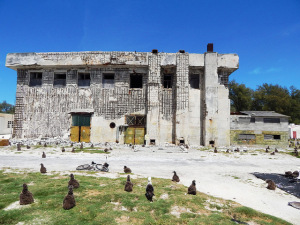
[0,145,299,224]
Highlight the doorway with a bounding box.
[124,115,146,145]
[70,114,91,142]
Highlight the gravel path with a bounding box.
[1,145,300,224]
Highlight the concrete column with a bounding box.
[204,52,218,146]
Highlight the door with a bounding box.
[71,114,91,142]
[124,127,145,145]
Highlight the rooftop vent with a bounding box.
[207,43,213,52]
[152,49,158,54]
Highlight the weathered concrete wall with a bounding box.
[0,113,14,137]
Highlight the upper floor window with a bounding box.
[78,73,91,87]
[189,74,200,89]
[7,121,13,128]
[29,72,42,87]
[53,73,66,87]
[103,74,115,89]
[163,74,172,89]
[263,118,280,123]
[130,74,143,88]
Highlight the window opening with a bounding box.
[125,115,146,127]
[150,139,156,145]
[238,134,255,140]
[110,122,116,128]
[78,73,91,87]
[130,74,143,88]
[179,139,185,144]
[72,114,91,126]
[54,73,66,87]
[263,118,280,123]
[189,74,199,89]
[7,121,13,128]
[29,72,42,87]
[163,75,172,88]
[250,117,255,123]
[264,134,281,140]
[103,74,115,88]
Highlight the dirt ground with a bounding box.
[0,145,299,224]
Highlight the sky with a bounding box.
[0,0,299,105]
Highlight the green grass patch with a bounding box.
[0,171,292,225]
[74,148,109,154]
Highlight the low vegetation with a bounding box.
[0,171,291,225]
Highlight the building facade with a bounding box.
[0,113,14,139]
[6,46,239,146]
[230,111,289,146]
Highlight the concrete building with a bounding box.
[0,113,14,139]
[6,45,239,146]
[230,111,289,146]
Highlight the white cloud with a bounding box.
[249,67,281,75]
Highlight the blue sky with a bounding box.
[0,0,299,104]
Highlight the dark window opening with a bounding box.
[179,139,185,144]
[250,117,255,123]
[54,73,66,87]
[103,74,115,88]
[238,134,256,140]
[125,115,146,127]
[150,139,156,145]
[78,73,91,87]
[110,122,116,128]
[189,74,200,89]
[163,75,172,88]
[130,74,143,88]
[264,134,281,140]
[29,72,42,86]
[263,118,280,123]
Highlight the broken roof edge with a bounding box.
[6,51,239,70]
[240,111,290,118]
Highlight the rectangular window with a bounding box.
[263,118,280,123]
[189,74,199,89]
[7,121,13,128]
[163,75,172,88]
[250,117,255,123]
[78,73,91,87]
[238,117,250,124]
[130,74,143,88]
[72,114,91,126]
[53,73,66,87]
[103,74,115,88]
[264,134,281,140]
[29,72,42,87]
[238,134,256,140]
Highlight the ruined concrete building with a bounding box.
[6,44,239,146]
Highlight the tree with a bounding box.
[229,80,253,112]
[289,86,300,124]
[0,101,15,114]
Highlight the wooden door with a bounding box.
[70,126,80,142]
[134,128,145,145]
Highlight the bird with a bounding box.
[266,146,270,150]
[285,171,293,178]
[294,150,299,157]
[104,148,109,152]
[71,147,75,153]
[91,143,94,148]
[17,143,21,151]
[214,147,217,153]
[44,143,47,147]
[68,174,80,188]
[42,152,46,158]
[124,166,132,173]
[145,177,154,202]
[188,180,197,195]
[265,148,269,153]
[26,145,31,149]
[19,184,34,205]
[80,143,83,149]
[292,171,299,179]
[234,148,240,152]
[63,185,76,210]
[61,147,65,152]
[70,143,73,147]
[275,148,278,153]
[40,163,47,173]
[124,175,133,192]
[270,152,275,155]
[172,171,180,182]
[266,179,276,190]
[226,149,230,153]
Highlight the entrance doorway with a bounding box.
[124,115,146,145]
[70,114,91,142]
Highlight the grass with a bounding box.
[0,170,291,225]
